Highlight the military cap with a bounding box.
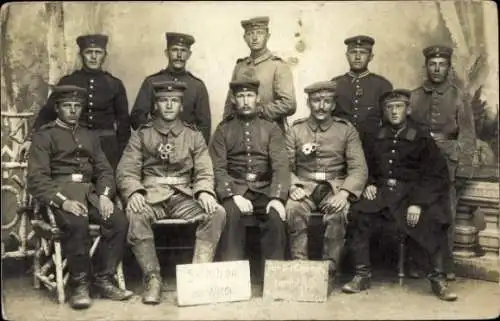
[423,45,453,60]
[241,16,270,30]
[304,81,337,94]
[380,89,411,105]
[76,34,108,50]
[344,35,375,50]
[152,81,188,97]
[52,85,87,102]
[229,77,260,93]
[165,32,195,48]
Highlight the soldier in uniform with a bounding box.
[210,77,290,262]
[341,89,457,301]
[285,81,368,280]
[27,85,133,310]
[20,34,131,170]
[130,32,211,144]
[222,16,296,132]
[116,81,226,305]
[331,35,393,138]
[409,45,476,280]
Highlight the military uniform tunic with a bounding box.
[30,69,131,169]
[285,116,368,264]
[223,50,296,131]
[130,67,211,144]
[27,120,128,278]
[332,71,393,136]
[116,118,225,247]
[209,114,290,260]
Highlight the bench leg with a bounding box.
[53,241,65,304]
[398,238,405,286]
[33,239,41,289]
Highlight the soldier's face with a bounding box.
[56,101,83,125]
[426,57,450,84]
[165,45,191,70]
[81,47,106,70]
[346,47,373,71]
[243,28,270,51]
[155,95,183,121]
[383,101,409,126]
[308,91,336,122]
[233,90,260,116]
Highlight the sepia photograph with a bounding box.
[1,1,499,320]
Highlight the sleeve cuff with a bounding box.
[51,192,68,208]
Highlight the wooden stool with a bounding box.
[29,200,126,304]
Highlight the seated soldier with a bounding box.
[285,81,368,281]
[116,81,226,305]
[27,85,132,310]
[209,77,290,263]
[341,89,457,301]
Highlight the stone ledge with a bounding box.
[454,256,500,283]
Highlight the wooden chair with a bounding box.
[27,197,126,304]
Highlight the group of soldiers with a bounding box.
[21,16,476,310]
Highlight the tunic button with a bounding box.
[89,109,92,113]
[389,160,393,164]
[247,153,251,156]
[393,140,397,144]
[246,146,251,150]
[90,79,94,83]
[391,149,395,153]
[245,123,249,126]
[89,116,93,120]
[89,102,93,106]
[78,144,83,149]
[89,85,94,89]
[354,115,358,118]
[248,159,252,163]
[89,94,93,98]
[174,78,178,81]
[246,138,250,142]
[354,100,358,103]
[225,182,229,186]
[245,131,250,135]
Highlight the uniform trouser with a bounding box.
[126,192,226,273]
[286,190,347,270]
[218,191,286,261]
[351,210,443,277]
[51,204,128,279]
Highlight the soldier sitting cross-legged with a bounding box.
[116,81,226,305]
[27,85,133,310]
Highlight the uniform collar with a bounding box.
[152,118,183,136]
[306,116,334,132]
[347,69,370,79]
[422,79,452,94]
[377,120,417,141]
[55,119,78,131]
[80,67,104,75]
[236,113,259,124]
[247,49,273,65]
[164,66,187,76]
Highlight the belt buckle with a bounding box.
[387,178,397,187]
[71,173,83,182]
[246,173,257,182]
[314,172,326,181]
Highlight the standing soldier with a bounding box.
[210,77,290,262]
[27,85,133,310]
[19,34,131,170]
[331,35,393,138]
[409,45,476,280]
[130,32,211,144]
[116,81,226,305]
[285,81,368,280]
[222,16,296,132]
[341,89,457,301]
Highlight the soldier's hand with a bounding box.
[406,205,422,227]
[324,190,350,213]
[197,192,219,215]
[363,185,377,200]
[18,141,32,161]
[62,200,88,217]
[266,199,286,221]
[127,192,147,213]
[289,186,307,201]
[232,195,253,215]
[99,195,114,220]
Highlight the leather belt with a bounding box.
[92,129,116,137]
[296,169,343,181]
[430,132,457,140]
[52,174,91,183]
[228,170,271,183]
[144,176,191,185]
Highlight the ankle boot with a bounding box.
[342,265,371,294]
[428,272,458,301]
[192,239,215,263]
[93,275,134,301]
[142,273,162,305]
[70,273,92,309]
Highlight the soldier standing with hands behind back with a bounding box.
[223,16,296,132]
